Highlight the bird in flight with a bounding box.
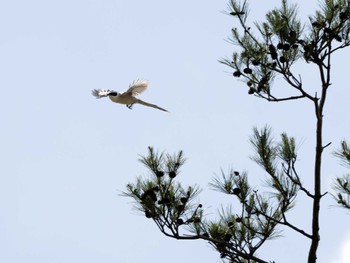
[92,80,168,112]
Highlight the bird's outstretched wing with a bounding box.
[124,80,148,96]
[136,99,168,112]
[92,89,113,98]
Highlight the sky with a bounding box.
[1,0,350,262]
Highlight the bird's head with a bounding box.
[108,91,119,97]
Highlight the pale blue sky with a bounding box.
[1,0,350,262]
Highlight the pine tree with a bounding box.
[124,1,350,262]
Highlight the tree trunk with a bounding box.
[308,111,322,263]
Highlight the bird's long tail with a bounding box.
[136,99,168,112]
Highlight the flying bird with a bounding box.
[92,80,168,112]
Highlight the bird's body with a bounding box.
[108,92,137,105]
[92,80,168,112]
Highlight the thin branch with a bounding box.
[229,1,264,49]
[202,234,270,263]
[255,93,306,102]
[281,163,315,198]
[291,166,314,198]
[253,193,312,239]
[322,142,332,150]
[160,228,270,263]
[329,41,350,55]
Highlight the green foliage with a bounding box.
[250,126,277,175]
[209,171,283,259]
[332,175,350,209]
[222,0,350,101]
[333,140,350,167]
[126,147,285,263]
[123,147,202,238]
[249,127,300,206]
[265,0,301,42]
[332,140,350,209]
[313,0,350,41]
[125,127,307,263]
[278,133,296,164]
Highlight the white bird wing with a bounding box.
[92,89,114,98]
[123,80,149,96]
